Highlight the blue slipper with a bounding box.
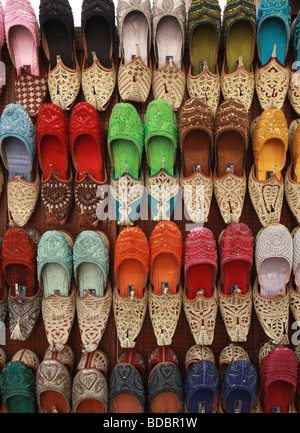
[293,12,300,71]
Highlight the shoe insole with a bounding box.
[258,18,287,66]
[259,257,288,298]
[182,130,211,177]
[40,136,68,180]
[216,131,244,177]
[186,264,213,299]
[118,259,145,298]
[42,263,69,297]
[148,136,174,176]
[156,16,182,69]
[78,263,105,298]
[74,135,103,182]
[9,25,39,76]
[256,138,285,181]
[7,395,35,413]
[85,16,111,69]
[264,381,290,413]
[40,390,69,413]
[191,23,217,76]
[151,392,182,413]
[152,253,179,295]
[8,264,35,298]
[225,390,251,413]
[189,389,215,413]
[111,394,142,413]
[43,19,73,69]
[222,261,249,296]
[5,137,32,182]
[226,21,253,74]
[112,139,139,179]
[76,399,106,413]
[122,11,148,65]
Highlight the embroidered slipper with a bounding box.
[113,226,149,348]
[185,345,220,413]
[0,237,7,326]
[117,0,152,103]
[109,349,145,413]
[179,98,214,223]
[70,102,107,227]
[187,0,221,117]
[36,345,74,413]
[108,102,145,226]
[288,12,300,115]
[218,223,254,342]
[148,346,184,413]
[145,99,179,221]
[72,349,108,413]
[221,0,256,111]
[0,348,39,413]
[219,343,258,413]
[254,224,292,345]
[289,227,300,324]
[152,0,186,111]
[285,119,300,224]
[213,99,249,224]
[36,103,73,226]
[148,222,182,346]
[37,230,75,352]
[74,230,112,352]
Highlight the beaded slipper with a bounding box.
[113,226,149,348]
[288,12,300,115]
[285,119,300,224]
[183,227,218,346]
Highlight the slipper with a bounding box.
[81,0,116,111]
[152,0,186,111]
[179,98,214,223]
[148,346,184,413]
[187,0,221,117]
[213,99,249,224]
[36,345,74,413]
[37,103,73,226]
[117,0,152,103]
[289,227,300,323]
[288,12,300,115]
[0,3,5,99]
[0,237,7,326]
[0,348,39,413]
[185,345,220,413]
[0,347,6,412]
[113,226,149,348]
[254,224,292,345]
[148,222,183,346]
[219,343,258,413]
[108,102,145,226]
[109,349,145,413]
[257,341,297,413]
[221,0,256,111]
[285,119,300,224]
[72,350,108,413]
[70,102,107,227]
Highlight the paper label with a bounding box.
[193,164,201,172]
[226,164,234,173]
[0,322,5,346]
[231,285,239,294]
[198,401,206,413]
[128,285,135,295]
[0,62,6,86]
[161,282,169,293]
[18,286,26,296]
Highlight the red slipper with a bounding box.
[183,227,217,300]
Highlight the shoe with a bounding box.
[213,99,249,224]
[0,104,40,228]
[148,346,184,413]
[289,227,300,325]
[218,223,254,342]
[0,348,39,413]
[221,0,256,111]
[37,230,75,352]
[183,227,218,346]
[254,224,292,345]
[152,0,186,111]
[285,119,300,224]
[36,103,73,226]
[70,102,107,227]
[288,11,300,115]
[179,98,214,223]
[2,228,42,341]
[36,345,74,413]
[72,350,108,413]
[113,226,149,348]
[4,0,48,117]
[117,0,152,103]
[108,102,145,226]
[219,343,258,413]
[74,230,112,352]
[185,345,220,413]
[0,3,5,99]
[109,349,145,413]
[81,0,116,111]
[255,0,291,110]
[0,347,6,412]
[187,0,221,117]
[145,99,179,221]
[39,0,81,111]
[148,222,183,346]
[248,109,288,227]
[0,237,7,326]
